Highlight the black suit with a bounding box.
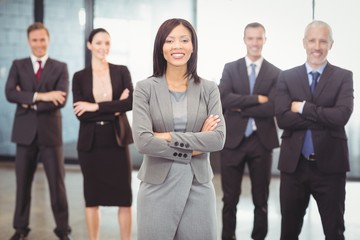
[219,58,280,240]
[275,63,353,239]
[5,57,70,237]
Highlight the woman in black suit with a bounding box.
[72,28,133,240]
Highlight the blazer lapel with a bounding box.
[239,59,251,94]
[253,59,268,93]
[23,58,37,85]
[72,65,94,102]
[109,63,119,99]
[186,77,201,131]
[314,63,334,97]
[154,76,174,131]
[36,58,56,90]
[298,65,313,100]
[37,58,52,87]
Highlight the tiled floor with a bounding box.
[0,161,359,240]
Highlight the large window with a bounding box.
[92,0,195,166]
[94,0,195,85]
[43,0,86,159]
[0,0,359,178]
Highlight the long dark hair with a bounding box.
[152,18,200,84]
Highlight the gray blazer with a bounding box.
[132,76,226,184]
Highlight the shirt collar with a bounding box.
[245,56,263,68]
[305,61,327,75]
[30,54,49,65]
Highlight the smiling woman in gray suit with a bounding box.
[132,18,226,240]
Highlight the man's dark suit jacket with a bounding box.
[72,63,133,151]
[5,57,69,146]
[219,57,281,151]
[275,63,353,173]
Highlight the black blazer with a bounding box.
[5,57,69,146]
[72,63,133,151]
[219,57,281,151]
[275,63,353,173]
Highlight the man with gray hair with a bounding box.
[275,20,353,239]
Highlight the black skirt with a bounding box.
[78,123,132,207]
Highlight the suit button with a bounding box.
[180,143,184,147]
[185,143,190,148]
[183,154,188,158]
[173,152,178,156]
[178,153,183,157]
[175,142,179,146]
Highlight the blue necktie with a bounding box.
[245,63,256,137]
[301,71,320,158]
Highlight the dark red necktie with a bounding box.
[35,60,42,81]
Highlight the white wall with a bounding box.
[316,0,360,161]
[197,0,312,82]
[197,0,360,177]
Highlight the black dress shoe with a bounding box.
[58,235,71,240]
[9,232,28,240]
[222,236,236,240]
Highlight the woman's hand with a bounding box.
[114,88,130,116]
[193,114,221,156]
[73,101,99,116]
[201,114,220,132]
[153,132,172,142]
[120,88,130,100]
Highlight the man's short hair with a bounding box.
[27,22,49,38]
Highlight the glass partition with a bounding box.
[44,0,86,160]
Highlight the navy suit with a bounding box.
[275,63,353,239]
[5,57,70,237]
[219,57,280,240]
